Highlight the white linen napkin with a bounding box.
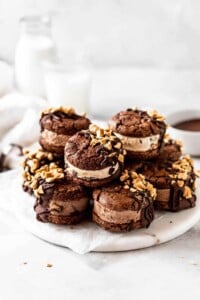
[0,61,13,97]
[0,92,47,169]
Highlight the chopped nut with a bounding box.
[97,128,104,138]
[120,170,129,182]
[108,152,116,157]
[37,185,44,195]
[35,151,46,160]
[49,202,62,212]
[121,169,156,199]
[42,106,75,115]
[183,186,192,199]
[114,142,121,149]
[164,133,170,140]
[22,171,27,179]
[23,149,30,156]
[100,137,108,145]
[148,110,165,121]
[177,180,184,187]
[30,179,38,189]
[124,185,129,189]
[134,180,147,191]
[90,139,99,146]
[118,154,124,163]
[171,156,194,184]
[178,173,188,180]
[176,139,183,147]
[104,142,112,150]
[89,124,99,134]
[131,172,138,179]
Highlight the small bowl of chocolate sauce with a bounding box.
[167,109,200,156]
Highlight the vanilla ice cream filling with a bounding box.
[94,201,141,224]
[42,129,70,147]
[66,160,119,180]
[115,133,160,152]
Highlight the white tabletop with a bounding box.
[1,161,200,300]
[0,213,200,300]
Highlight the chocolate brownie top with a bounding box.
[93,169,156,211]
[109,108,166,137]
[40,107,90,135]
[34,180,88,222]
[65,124,125,170]
[141,162,172,188]
[141,155,198,193]
[36,179,88,202]
[158,137,182,162]
[124,158,144,172]
[93,184,147,211]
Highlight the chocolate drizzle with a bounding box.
[168,181,196,212]
[109,108,166,137]
[40,111,90,135]
[141,197,154,227]
[34,179,90,224]
[142,157,198,212]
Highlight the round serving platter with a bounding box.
[1,170,200,254]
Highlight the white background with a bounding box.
[1,0,200,115]
[0,0,200,68]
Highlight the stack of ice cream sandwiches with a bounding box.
[22,107,199,232]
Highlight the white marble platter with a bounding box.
[0,170,199,254]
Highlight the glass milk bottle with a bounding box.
[44,61,91,113]
[15,15,56,97]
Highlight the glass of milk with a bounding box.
[43,57,92,114]
[15,14,56,98]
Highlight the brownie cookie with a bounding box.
[32,162,90,224]
[141,155,199,212]
[109,108,166,160]
[92,170,156,232]
[22,149,63,195]
[65,124,126,187]
[39,107,90,156]
[158,135,182,162]
[124,158,144,173]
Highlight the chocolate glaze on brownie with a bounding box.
[109,108,166,137]
[109,108,166,160]
[34,179,90,225]
[158,137,182,162]
[23,156,90,225]
[141,156,198,211]
[92,170,156,232]
[65,124,125,187]
[39,107,90,155]
[22,149,63,195]
[124,158,144,172]
[65,131,119,170]
[40,107,90,135]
